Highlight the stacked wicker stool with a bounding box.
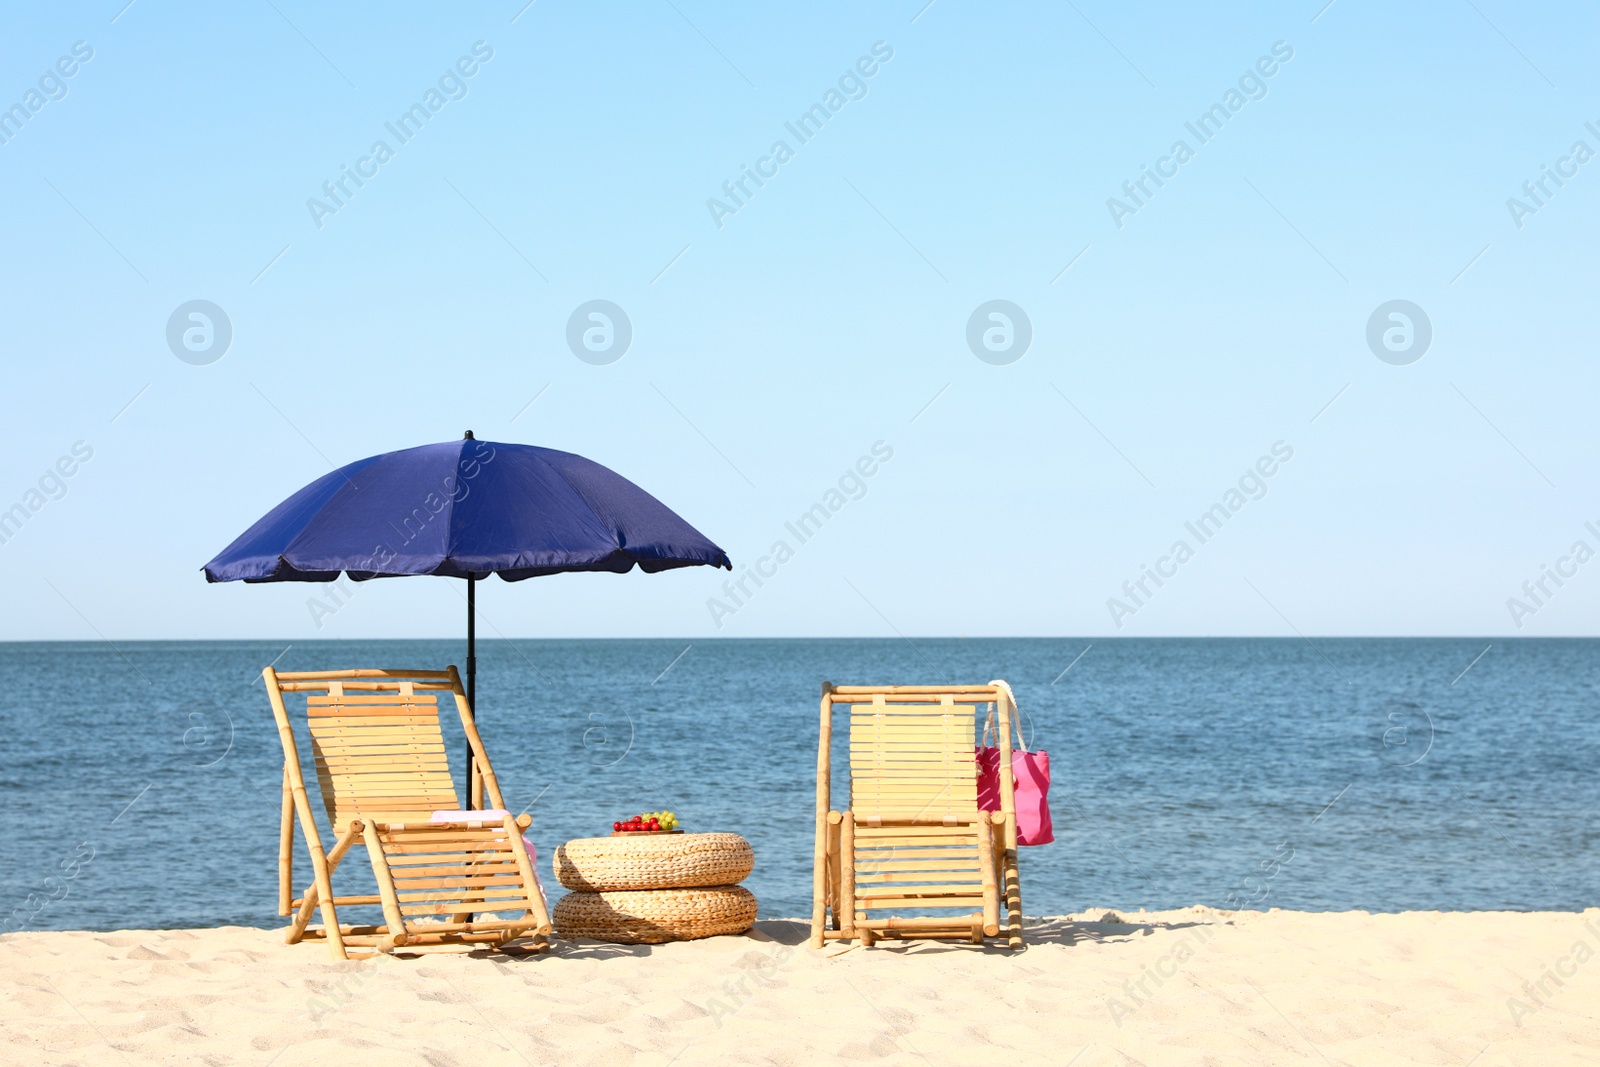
[551,832,756,944]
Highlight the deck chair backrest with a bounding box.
[265,668,511,839]
[307,681,460,831]
[848,693,979,822]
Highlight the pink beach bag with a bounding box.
[974,682,1053,846]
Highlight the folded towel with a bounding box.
[428,809,511,824]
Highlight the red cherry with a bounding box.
[613,821,622,831]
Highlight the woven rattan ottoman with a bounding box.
[552,832,756,943]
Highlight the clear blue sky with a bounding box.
[2,1,1596,639]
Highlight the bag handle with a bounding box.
[984,679,1026,754]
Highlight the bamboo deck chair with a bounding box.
[810,683,1023,950]
[264,666,551,959]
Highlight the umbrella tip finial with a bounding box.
[463,430,475,440]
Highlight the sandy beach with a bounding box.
[4,908,1597,1065]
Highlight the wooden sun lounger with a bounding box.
[810,683,1023,950]
[264,666,552,960]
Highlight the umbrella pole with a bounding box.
[466,574,476,806]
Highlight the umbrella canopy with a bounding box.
[202,435,731,583]
[204,433,730,799]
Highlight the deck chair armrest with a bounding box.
[470,754,509,810]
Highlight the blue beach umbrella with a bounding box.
[204,432,731,792]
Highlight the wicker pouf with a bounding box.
[553,832,754,892]
[554,885,757,943]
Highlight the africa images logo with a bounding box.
[566,301,633,365]
[166,301,233,365]
[966,301,1032,365]
[1365,300,1431,365]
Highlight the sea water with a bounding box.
[1,638,1595,932]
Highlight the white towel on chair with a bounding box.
[429,809,511,824]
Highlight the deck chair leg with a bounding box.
[1005,853,1023,949]
[809,809,830,949]
[278,769,294,916]
[288,822,362,950]
[976,812,1000,938]
[988,812,1021,949]
[1001,833,1023,949]
[810,684,835,950]
[826,813,842,930]
[839,812,856,941]
[287,887,318,943]
[308,843,346,960]
[504,815,553,938]
[363,820,410,951]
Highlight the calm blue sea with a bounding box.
[2,638,1596,933]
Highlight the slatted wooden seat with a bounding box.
[265,666,551,959]
[810,684,1023,950]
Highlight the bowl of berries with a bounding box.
[611,810,681,836]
